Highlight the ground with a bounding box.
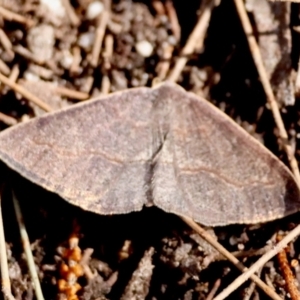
[0,0,300,299]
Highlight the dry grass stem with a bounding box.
[54,86,89,100]
[167,0,219,82]
[165,0,181,41]
[12,191,45,300]
[0,29,14,60]
[90,8,110,68]
[0,6,34,26]
[0,72,52,112]
[181,216,282,300]
[70,46,82,76]
[156,44,174,80]
[0,188,11,297]
[0,59,10,76]
[61,0,80,26]
[101,34,113,94]
[295,57,300,96]
[213,223,300,300]
[205,279,221,300]
[269,0,300,2]
[234,0,300,185]
[0,112,17,126]
[13,45,45,65]
[242,269,262,300]
[8,65,19,82]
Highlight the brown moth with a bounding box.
[0,82,299,226]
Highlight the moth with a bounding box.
[0,82,299,226]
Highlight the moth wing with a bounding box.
[153,83,300,226]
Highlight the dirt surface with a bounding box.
[1,0,300,299]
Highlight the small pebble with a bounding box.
[135,40,153,57]
[86,1,104,20]
[27,24,55,62]
[78,32,95,50]
[60,50,74,69]
[237,243,245,251]
[40,0,66,20]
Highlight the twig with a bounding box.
[0,59,9,76]
[265,272,276,290]
[0,186,12,297]
[269,0,300,2]
[70,46,82,76]
[103,34,113,70]
[12,191,45,300]
[214,244,273,262]
[82,76,94,95]
[167,0,218,82]
[156,44,174,80]
[61,0,80,26]
[0,29,14,60]
[181,216,282,300]
[54,86,89,101]
[233,0,300,185]
[0,112,17,126]
[0,72,52,112]
[101,34,113,94]
[8,65,19,82]
[152,0,166,15]
[213,223,300,300]
[206,279,221,300]
[80,248,95,280]
[14,45,45,65]
[276,234,300,300]
[0,6,34,26]
[295,57,300,97]
[165,0,180,41]
[242,268,262,300]
[2,287,16,300]
[90,10,110,68]
[101,74,110,95]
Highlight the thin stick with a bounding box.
[61,0,80,26]
[181,216,282,300]
[0,29,14,60]
[14,45,45,65]
[90,10,110,68]
[206,279,221,300]
[0,6,34,26]
[167,0,218,82]
[8,65,20,82]
[2,288,16,300]
[233,0,300,185]
[156,44,174,80]
[0,59,10,76]
[213,223,300,300]
[269,0,300,2]
[0,112,17,126]
[12,191,45,300]
[0,188,11,295]
[242,268,262,300]
[295,57,300,96]
[101,34,113,94]
[70,46,82,76]
[82,76,94,95]
[0,72,52,112]
[165,0,181,41]
[152,0,165,15]
[54,86,89,101]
